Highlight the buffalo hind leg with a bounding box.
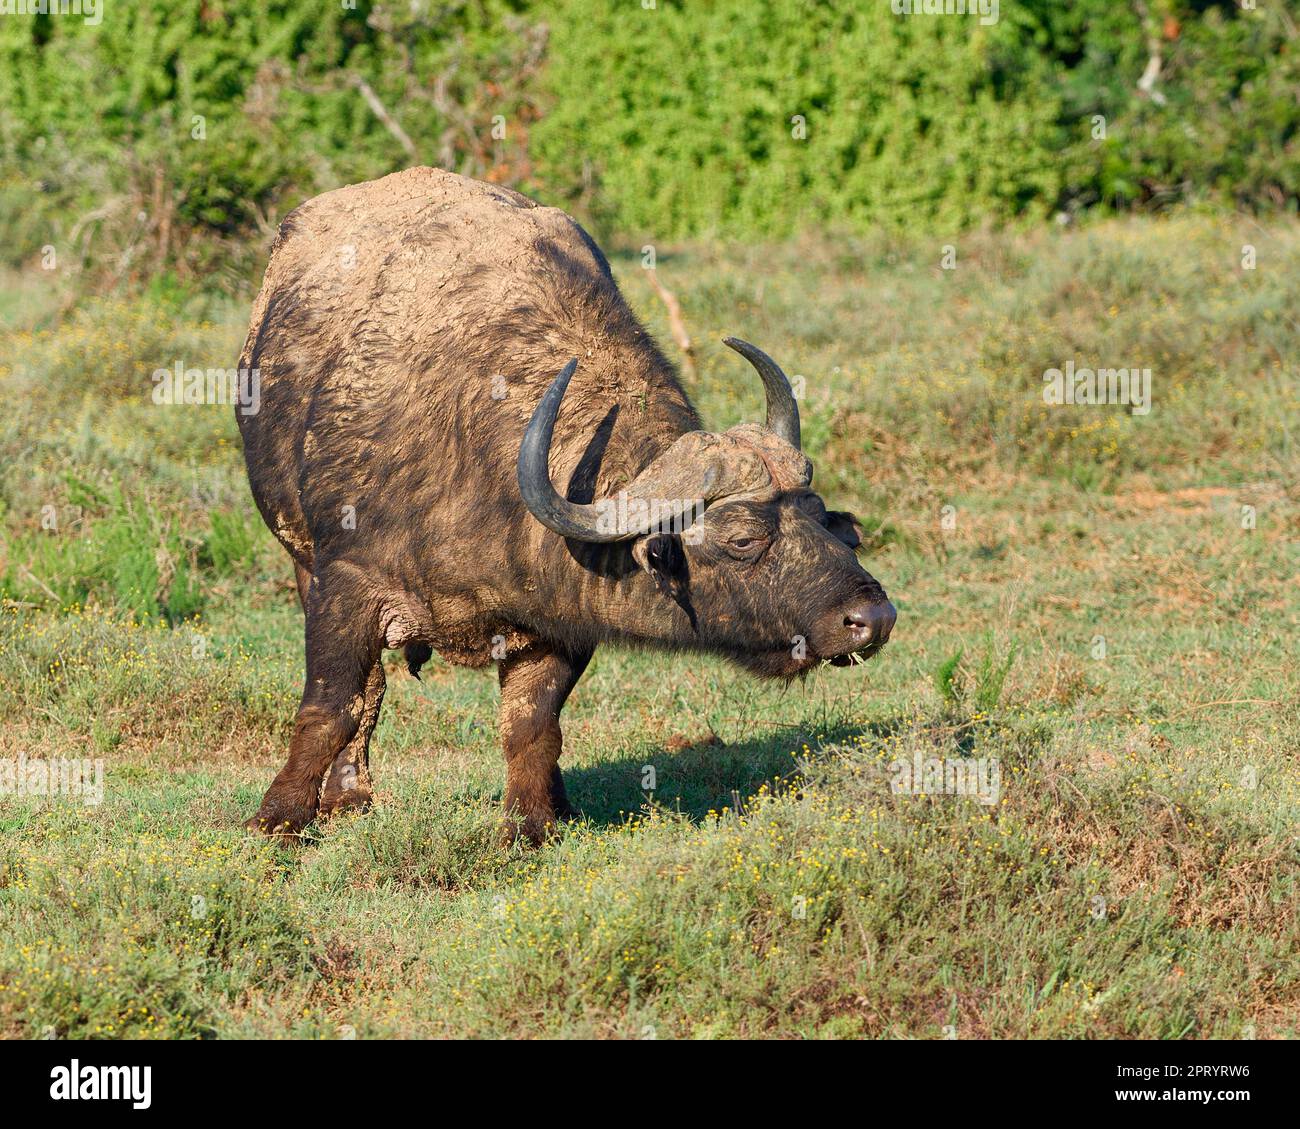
[498,643,591,846]
[319,660,385,818]
[288,562,384,820]
[293,560,312,609]
[247,564,382,836]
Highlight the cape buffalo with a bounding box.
[237,166,895,844]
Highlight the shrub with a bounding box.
[1,2,1296,277]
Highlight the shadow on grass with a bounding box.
[563,721,864,827]
[562,709,1054,828]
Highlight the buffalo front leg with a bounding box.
[247,565,382,837]
[498,643,591,846]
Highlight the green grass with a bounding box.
[0,215,1297,1038]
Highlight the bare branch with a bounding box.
[350,74,419,163]
[646,268,696,382]
[1133,0,1167,106]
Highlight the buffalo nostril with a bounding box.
[844,601,896,645]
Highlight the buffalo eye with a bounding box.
[723,532,770,560]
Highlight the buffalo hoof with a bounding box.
[500,810,557,850]
[319,762,373,820]
[244,815,308,840]
[244,793,316,838]
[319,788,373,820]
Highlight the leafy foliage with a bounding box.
[0,1,1297,276]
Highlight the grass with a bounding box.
[0,214,1297,1038]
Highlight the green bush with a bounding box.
[0,1,1296,274]
[0,0,541,277]
[532,1,1064,237]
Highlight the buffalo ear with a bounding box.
[825,510,863,549]
[632,533,688,600]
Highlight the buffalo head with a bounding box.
[517,338,896,677]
